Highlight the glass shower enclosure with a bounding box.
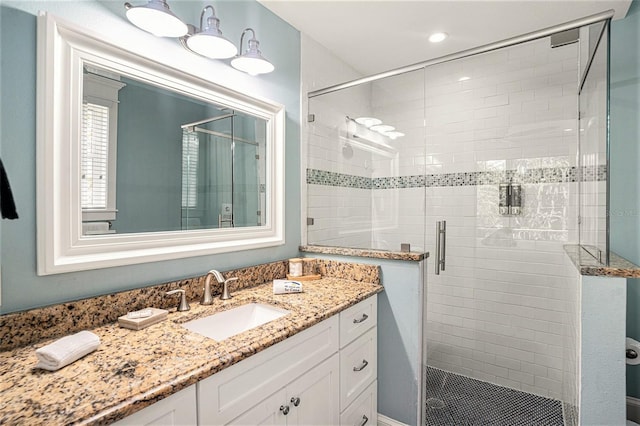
[306,12,611,426]
[181,111,266,230]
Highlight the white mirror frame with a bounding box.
[36,13,285,275]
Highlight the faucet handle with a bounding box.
[220,277,238,300]
[166,289,190,312]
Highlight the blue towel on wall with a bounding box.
[1,158,18,219]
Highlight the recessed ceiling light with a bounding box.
[458,76,470,82]
[428,32,448,43]
[563,128,573,132]
[355,117,382,128]
[370,124,395,133]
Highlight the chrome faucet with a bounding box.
[206,269,238,301]
[201,270,217,305]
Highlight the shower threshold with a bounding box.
[425,366,564,426]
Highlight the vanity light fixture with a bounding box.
[231,28,274,75]
[124,0,188,37]
[384,131,405,140]
[349,116,402,141]
[185,5,237,59]
[370,124,395,133]
[428,32,448,43]
[355,117,383,128]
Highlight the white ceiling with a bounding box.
[259,0,631,76]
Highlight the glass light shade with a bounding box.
[126,1,188,37]
[384,131,405,140]
[370,124,395,133]
[187,33,237,59]
[231,56,275,75]
[355,117,382,127]
[232,33,274,76]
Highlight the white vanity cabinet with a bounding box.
[115,295,378,426]
[338,296,378,425]
[228,354,340,426]
[112,384,197,426]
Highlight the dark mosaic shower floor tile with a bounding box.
[425,366,564,426]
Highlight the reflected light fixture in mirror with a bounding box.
[231,28,275,75]
[124,0,188,37]
[185,5,237,59]
[384,131,405,140]
[355,117,382,128]
[370,124,395,133]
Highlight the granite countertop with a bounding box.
[300,245,429,262]
[0,277,382,425]
[564,244,640,278]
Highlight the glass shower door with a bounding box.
[423,34,580,425]
[578,20,610,264]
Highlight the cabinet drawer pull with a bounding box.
[353,359,369,372]
[290,397,301,407]
[353,313,368,324]
[280,405,290,415]
[358,414,369,426]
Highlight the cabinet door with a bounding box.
[340,380,377,426]
[112,385,197,426]
[287,353,340,426]
[340,327,377,410]
[226,389,288,426]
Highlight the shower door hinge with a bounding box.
[257,210,261,216]
[578,215,582,225]
[307,217,315,226]
[307,114,315,123]
[255,154,260,160]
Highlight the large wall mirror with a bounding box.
[36,13,285,275]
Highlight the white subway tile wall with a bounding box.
[562,251,580,426]
[302,34,373,248]
[303,33,600,403]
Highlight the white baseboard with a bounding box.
[629,396,640,423]
[377,413,409,426]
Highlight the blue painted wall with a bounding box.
[610,0,640,400]
[305,253,425,426]
[113,78,207,233]
[0,0,300,314]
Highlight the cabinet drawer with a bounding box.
[339,296,377,348]
[340,380,377,426]
[113,385,197,426]
[340,326,377,411]
[198,315,339,424]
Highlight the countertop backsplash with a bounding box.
[0,258,379,351]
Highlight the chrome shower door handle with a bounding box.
[435,220,446,275]
[440,220,446,272]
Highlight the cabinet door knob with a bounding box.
[279,405,290,415]
[358,414,369,426]
[353,359,369,372]
[290,397,301,407]
[353,313,368,324]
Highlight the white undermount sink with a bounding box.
[182,303,290,341]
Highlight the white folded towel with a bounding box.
[35,330,101,371]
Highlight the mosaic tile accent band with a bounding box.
[306,169,372,189]
[307,165,607,190]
